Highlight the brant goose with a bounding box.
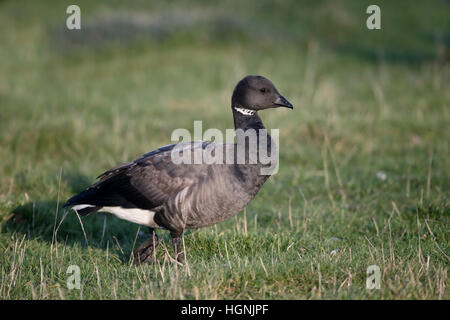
[64,75,293,263]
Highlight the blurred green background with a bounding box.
[0,0,448,299]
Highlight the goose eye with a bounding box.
[260,88,267,93]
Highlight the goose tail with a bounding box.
[63,190,102,216]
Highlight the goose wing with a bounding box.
[64,142,213,210]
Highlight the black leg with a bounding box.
[134,227,159,265]
[153,210,184,263]
[171,231,183,263]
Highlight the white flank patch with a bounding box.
[72,204,95,211]
[101,206,160,228]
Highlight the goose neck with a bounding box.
[231,105,265,131]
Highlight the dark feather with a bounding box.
[64,142,212,211]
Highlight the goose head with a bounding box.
[231,75,293,114]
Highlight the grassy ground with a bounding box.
[0,0,449,299]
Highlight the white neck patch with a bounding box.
[234,107,256,116]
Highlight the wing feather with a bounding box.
[65,142,214,210]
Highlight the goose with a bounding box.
[64,75,293,263]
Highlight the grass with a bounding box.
[0,0,449,299]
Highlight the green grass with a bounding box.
[0,0,449,299]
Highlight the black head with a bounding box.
[231,75,293,112]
